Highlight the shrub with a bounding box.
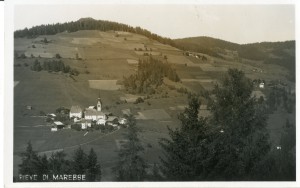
[20,53,26,59]
[55,53,61,59]
[71,124,81,131]
[134,97,144,104]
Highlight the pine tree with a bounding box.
[72,147,88,175]
[150,163,162,181]
[36,154,49,180]
[205,69,270,180]
[19,141,41,175]
[86,148,101,181]
[49,151,72,174]
[113,114,147,181]
[159,96,208,181]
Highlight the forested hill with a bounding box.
[14,17,176,46]
[174,36,295,61]
[15,18,295,71]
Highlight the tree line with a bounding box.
[17,143,101,182]
[31,59,79,76]
[123,57,180,94]
[174,36,295,61]
[14,18,175,46]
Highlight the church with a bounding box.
[84,97,107,125]
[69,97,108,125]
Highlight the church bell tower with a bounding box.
[97,91,102,112]
[97,97,102,112]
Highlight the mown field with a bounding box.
[13,30,295,180]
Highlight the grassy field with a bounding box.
[89,80,121,90]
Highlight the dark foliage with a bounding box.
[14,17,175,47]
[160,69,276,181]
[17,143,101,182]
[113,114,147,181]
[159,96,208,181]
[174,36,295,61]
[123,57,180,94]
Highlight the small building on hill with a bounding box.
[70,105,82,119]
[259,82,265,89]
[251,90,266,100]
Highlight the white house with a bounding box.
[81,119,92,129]
[54,121,64,126]
[97,118,106,125]
[119,118,127,125]
[70,105,82,119]
[259,83,265,89]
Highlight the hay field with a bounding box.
[89,80,121,90]
[135,109,171,120]
[167,54,194,65]
[71,37,102,45]
[25,43,79,59]
[127,59,139,65]
[120,94,143,103]
[197,63,228,72]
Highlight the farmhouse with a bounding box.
[53,121,64,129]
[251,90,266,100]
[119,118,127,125]
[69,105,82,119]
[259,82,265,89]
[81,119,92,129]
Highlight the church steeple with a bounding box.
[97,91,102,112]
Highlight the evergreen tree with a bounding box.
[150,163,163,181]
[72,147,88,175]
[205,69,270,180]
[113,114,147,181]
[86,148,101,181]
[159,96,208,181]
[18,141,41,175]
[49,151,72,174]
[36,154,49,180]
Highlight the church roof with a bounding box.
[70,105,82,113]
[85,108,106,116]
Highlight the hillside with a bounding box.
[14,18,295,73]
[174,36,295,72]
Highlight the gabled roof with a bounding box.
[54,121,64,125]
[70,105,82,113]
[81,119,92,123]
[84,108,106,116]
[107,116,118,122]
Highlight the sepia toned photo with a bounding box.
[10,2,295,184]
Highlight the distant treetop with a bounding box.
[14,18,175,47]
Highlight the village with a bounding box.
[47,96,127,132]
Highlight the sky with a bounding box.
[14,4,295,44]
